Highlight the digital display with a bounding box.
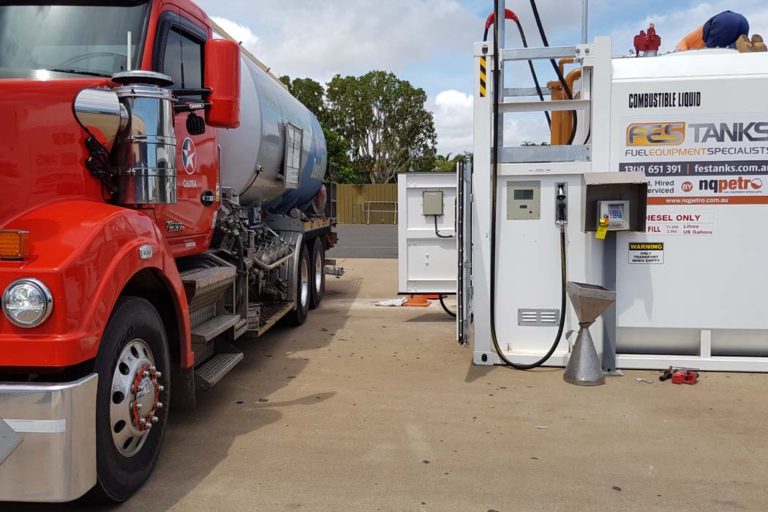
[514,189,534,201]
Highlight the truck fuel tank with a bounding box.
[217,56,327,213]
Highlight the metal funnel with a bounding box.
[563,282,616,386]
[566,282,616,327]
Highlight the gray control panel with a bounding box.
[507,181,541,220]
[422,191,444,216]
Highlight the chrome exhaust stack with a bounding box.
[112,71,177,205]
[72,70,177,205]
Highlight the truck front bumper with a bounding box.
[0,374,97,503]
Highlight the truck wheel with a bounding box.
[310,238,326,309]
[90,296,170,502]
[287,246,311,325]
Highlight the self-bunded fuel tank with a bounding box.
[218,56,327,213]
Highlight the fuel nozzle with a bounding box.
[555,183,567,229]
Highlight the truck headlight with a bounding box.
[2,278,53,328]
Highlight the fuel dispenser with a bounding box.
[466,0,651,375]
[402,0,768,374]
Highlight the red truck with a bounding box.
[0,0,338,503]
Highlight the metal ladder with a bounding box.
[477,0,612,170]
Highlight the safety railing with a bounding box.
[363,201,398,225]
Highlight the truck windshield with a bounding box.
[0,2,150,78]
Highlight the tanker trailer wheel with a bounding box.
[310,238,326,309]
[89,296,170,503]
[287,245,311,325]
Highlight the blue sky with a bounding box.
[199,0,768,154]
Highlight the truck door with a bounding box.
[152,12,218,257]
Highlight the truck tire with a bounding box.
[287,245,311,325]
[310,238,325,309]
[89,296,171,503]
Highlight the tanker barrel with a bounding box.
[217,55,328,213]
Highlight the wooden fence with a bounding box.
[334,184,398,224]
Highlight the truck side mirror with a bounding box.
[204,39,241,129]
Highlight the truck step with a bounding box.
[191,314,240,344]
[181,266,236,305]
[195,350,244,391]
[258,302,294,334]
[234,318,249,340]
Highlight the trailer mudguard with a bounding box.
[0,200,192,369]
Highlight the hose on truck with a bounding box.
[488,0,568,370]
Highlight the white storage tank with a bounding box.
[608,50,768,360]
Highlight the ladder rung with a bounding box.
[500,145,591,164]
[504,87,552,98]
[501,46,578,61]
[499,99,590,113]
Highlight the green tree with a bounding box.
[325,71,437,184]
[434,153,455,172]
[280,76,325,122]
[433,152,472,172]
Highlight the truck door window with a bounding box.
[162,28,203,91]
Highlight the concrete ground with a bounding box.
[19,258,768,512]
[327,224,397,259]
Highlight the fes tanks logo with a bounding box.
[682,177,763,194]
[627,121,768,146]
[627,122,685,146]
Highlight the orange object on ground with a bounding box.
[404,295,432,307]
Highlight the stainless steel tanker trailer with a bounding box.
[192,34,341,386]
[112,26,341,403]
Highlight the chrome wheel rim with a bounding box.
[300,257,310,308]
[314,250,323,294]
[109,339,164,457]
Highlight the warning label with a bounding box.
[629,242,664,264]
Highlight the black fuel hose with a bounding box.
[439,295,457,318]
[528,0,578,145]
[489,0,567,370]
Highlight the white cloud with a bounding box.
[200,0,480,82]
[211,16,259,51]
[428,89,550,156]
[430,90,474,156]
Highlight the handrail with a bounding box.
[362,201,398,225]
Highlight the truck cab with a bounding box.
[0,1,334,503]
